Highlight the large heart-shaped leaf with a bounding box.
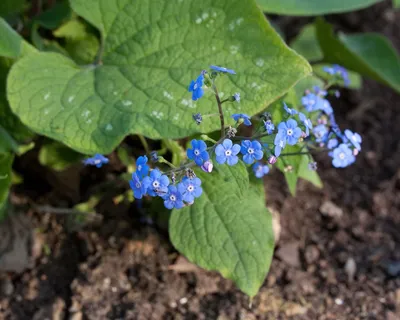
[316,18,400,93]
[170,162,274,297]
[7,0,310,154]
[257,0,382,16]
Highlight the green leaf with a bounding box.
[170,162,274,297]
[257,0,383,16]
[316,18,400,93]
[7,0,311,154]
[298,155,322,188]
[0,152,13,221]
[38,140,83,171]
[53,19,88,40]
[313,64,362,89]
[0,0,25,18]
[290,24,322,62]
[0,58,33,143]
[34,1,72,30]
[394,0,400,8]
[0,18,35,59]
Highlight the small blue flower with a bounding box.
[344,129,362,151]
[129,172,147,199]
[331,144,356,168]
[263,119,275,134]
[210,65,236,74]
[83,154,109,168]
[274,132,286,157]
[327,138,339,149]
[162,185,184,209]
[187,139,209,166]
[298,112,313,136]
[323,64,350,86]
[192,113,202,125]
[240,140,263,165]
[188,74,204,101]
[277,119,302,145]
[233,92,240,102]
[313,86,327,97]
[318,98,333,115]
[215,139,241,166]
[253,162,270,178]
[142,169,170,197]
[301,93,318,112]
[283,102,298,116]
[136,156,149,179]
[232,113,251,126]
[313,124,329,143]
[178,177,203,203]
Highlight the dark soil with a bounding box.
[1,1,400,319]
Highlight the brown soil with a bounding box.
[1,1,400,319]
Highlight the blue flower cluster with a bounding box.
[129,155,203,209]
[323,64,350,87]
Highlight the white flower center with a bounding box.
[247,148,254,154]
[187,185,194,192]
[137,165,142,171]
[225,149,232,156]
[287,129,293,136]
[279,140,285,148]
[152,181,160,188]
[194,149,200,156]
[194,83,198,90]
[135,182,141,188]
[170,195,176,201]
[339,152,345,160]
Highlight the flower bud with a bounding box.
[150,151,159,162]
[268,156,277,164]
[201,160,213,173]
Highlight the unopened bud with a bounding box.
[201,160,213,173]
[268,156,277,164]
[226,126,237,138]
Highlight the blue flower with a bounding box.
[313,124,329,143]
[162,185,184,209]
[274,132,286,157]
[129,172,147,199]
[187,139,209,166]
[344,129,362,151]
[142,169,170,197]
[210,65,236,74]
[318,98,333,115]
[331,144,356,168]
[192,113,202,125]
[188,74,204,101]
[232,113,251,126]
[233,92,240,102]
[178,177,202,203]
[83,154,109,168]
[240,140,263,165]
[150,151,159,162]
[324,65,350,86]
[298,112,313,136]
[327,138,339,149]
[313,86,327,97]
[301,93,318,112]
[277,119,302,145]
[263,120,275,134]
[283,102,298,116]
[136,156,149,179]
[253,162,270,178]
[215,139,241,166]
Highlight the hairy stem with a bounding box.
[213,85,225,137]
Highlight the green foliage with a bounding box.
[0,18,35,59]
[7,0,310,154]
[316,18,400,93]
[39,141,83,171]
[257,0,382,15]
[290,24,322,62]
[0,0,25,18]
[33,1,72,30]
[0,153,13,221]
[170,162,274,297]
[394,0,400,8]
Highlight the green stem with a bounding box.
[137,135,150,154]
[158,156,176,169]
[213,85,225,138]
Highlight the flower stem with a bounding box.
[137,135,150,154]
[213,85,225,138]
[158,156,176,169]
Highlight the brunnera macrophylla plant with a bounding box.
[83,64,362,296]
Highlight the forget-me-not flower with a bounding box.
[83,154,109,168]
[129,172,147,199]
[232,113,251,126]
[298,112,313,136]
[344,129,362,151]
[215,139,241,166]
[188,74,204,101]
[178,177,203,203]
[142,169,170,196]
[136,156,149,179]
[274,132,286,157]
[240,140,263,165]
[210,65,236,74]
[253,162,270,178]
[277,119,302,145]
[283,102,298,116]
[264,120,275,134]
[313,124,329,143]
[331,144,356,168]
[187,139,209,166]
[162,185,184,209]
